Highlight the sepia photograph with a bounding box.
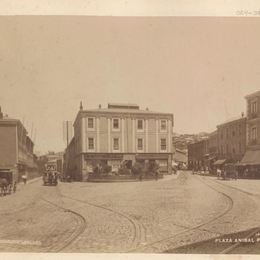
[1,1,260,259]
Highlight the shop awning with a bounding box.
[240,150,260,165]
[213,159,226,166]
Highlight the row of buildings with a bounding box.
[64,103,174,181]
[188,90,260,172]
[0,107,38,181]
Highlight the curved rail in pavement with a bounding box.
[61,194,143,250]
[129,174,234,252]
[41,198,87,252]
[210,178,260,254]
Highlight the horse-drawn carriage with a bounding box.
[0,170,17,196]
[42,171,58,186]
[217,163,238,180]
[43,162,58,186]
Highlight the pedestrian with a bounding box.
[234,169,238,180]
[21,173,27,184]
[13,181,17,193]
[244,168,249,179]
[222,169,226,180]
[155,169,159,181]
[217,168,221,179]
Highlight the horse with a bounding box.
[0,178,9,196]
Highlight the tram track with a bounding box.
[61,194,144,250]
[210,178,260,254]
[129,174,234,252]
[166,176,260,254]
[213,178,260,199]
[40,198,87,252]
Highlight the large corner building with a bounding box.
[65,103,174,181]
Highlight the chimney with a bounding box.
[0,106,3,119]
[241,112,244,118]
[80,101,83,111]
[146,107,149,111]
[99,104,101,109]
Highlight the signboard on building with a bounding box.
[84,153,123,160]
[136,153,170,160]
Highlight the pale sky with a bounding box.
[0,16,260,153]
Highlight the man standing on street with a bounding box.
[21,172,27,184]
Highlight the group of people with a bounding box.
[0,178,16,196]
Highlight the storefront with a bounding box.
[84,153,172,175]
[136,153,172,173]
[239,150,260,178]
[240,150,260,165]
[84,153,123,174]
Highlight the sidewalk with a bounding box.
[16,176,42,191]
[215,178,260,197]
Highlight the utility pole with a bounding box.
[66,120,69,148]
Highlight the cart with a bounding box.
[0,170,17,196]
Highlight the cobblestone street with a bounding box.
[1,171,260,253]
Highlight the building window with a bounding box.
[160,120,167,131]
[112,118,120,130]
[226,128,229,138]
[88,138,94,150]
[226,144,229,154]
[252,127,257,141]
[239,142,241,153]
[137,119,144,131]
[232,147,236,154]
[232,130,235,137]
[113,138,119,151]
[87,118,94,129]
[160,138,167,151]
[251,101,257,114]
[137,138,143,151]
